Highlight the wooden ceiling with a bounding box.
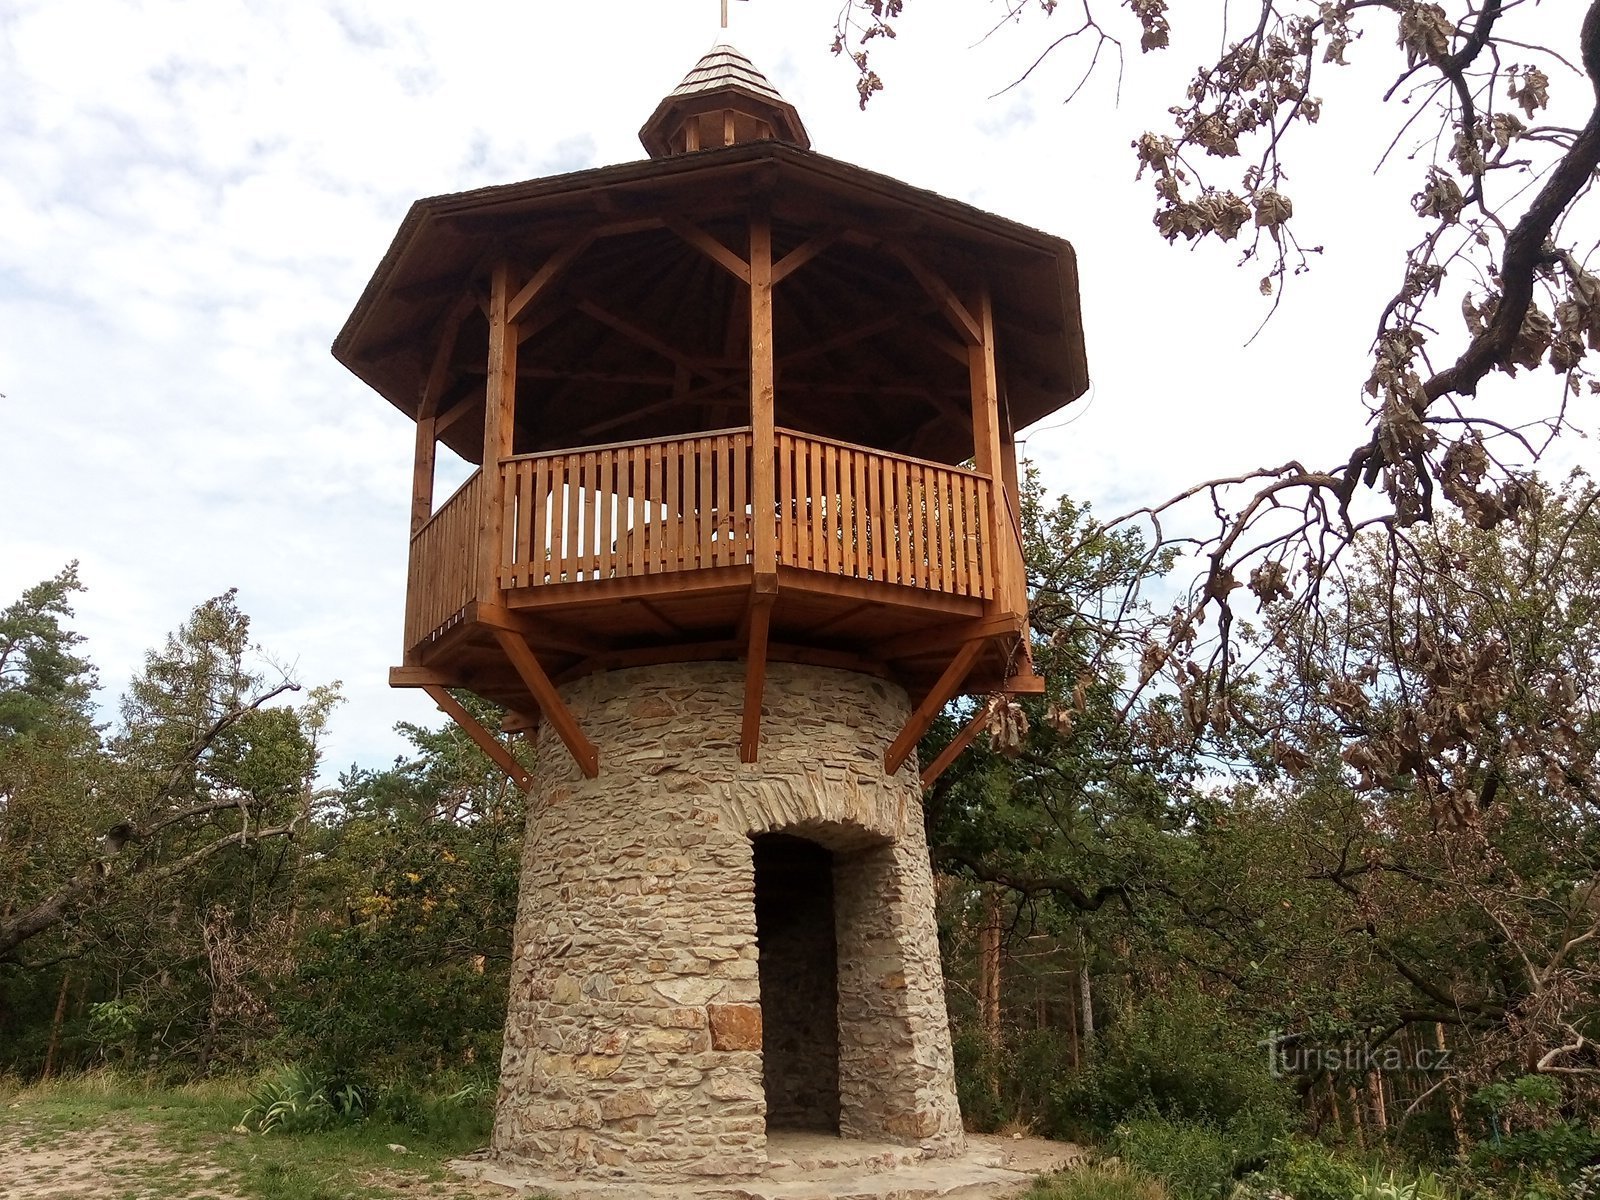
[334,142,1089,467]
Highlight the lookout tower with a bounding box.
[335,42,1087,1188]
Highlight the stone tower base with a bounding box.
[491,662,964,1183]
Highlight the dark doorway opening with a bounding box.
[753,832,841,1133]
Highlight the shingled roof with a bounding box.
[640,43,810,157]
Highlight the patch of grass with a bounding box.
[1026,1163,1172,1200]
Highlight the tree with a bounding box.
[836,0,1600,699]
[0,584,331,965]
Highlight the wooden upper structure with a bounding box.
[334,45,1088,786]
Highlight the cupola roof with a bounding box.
[640,43,810,158]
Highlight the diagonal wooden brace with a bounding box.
[919,701,994,790]
[494,629,600,778]
[423,685,533,792]
[885,637,986,777]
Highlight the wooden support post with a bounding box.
[410,415,438,537]
[967,284,1010,614]
[885,637,985,776]
[480,263,518,605]
[423,685,533,791]
[749,207,777,580]
[494,629,600,778]
[919,700,992,789]
[739,578,777,763]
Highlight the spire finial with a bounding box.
[721,0,746,31]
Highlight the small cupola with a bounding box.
[639,43,810,158]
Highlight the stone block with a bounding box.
[707,1003,762,1051]
[599,1088,658,1120]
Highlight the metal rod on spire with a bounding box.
[722,0,729,28]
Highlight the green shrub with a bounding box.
[1025,1163,1171,1200]
[1057,991,1293,1135]
[1110,1116,1274,1200]
[240,1063,371,1134]
[1275,1139,1364,1200]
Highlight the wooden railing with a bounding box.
[498,429,755,587]
[775,429,993,599]
[406,469,483,649]
[400,430,1011,654]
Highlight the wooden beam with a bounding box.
[479,263,518,605]
[967,284,1010,615]
[422,685,533,792]
[390,666,460,688]
[433,387,482,437]
[885,638,985,776]
[920,701,993,790]
[739,579,777,764]
[467,601,609,658]
[411,293,481,536]
[772,231,842,285]
[750,207,777,579]
[890,243,981,346]
[666,217,750,283]
[494,629,599,778]
[507,237,593,323]
[876,613,1023,661]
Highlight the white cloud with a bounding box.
[1,0,1593,775]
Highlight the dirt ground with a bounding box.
[0,1114,244,1200]
[0,1111,509,1200]
[0,1111,1081,1200]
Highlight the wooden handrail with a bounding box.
[499,426,754,464]
[775,426,989,480]
[404,430,1003,654]
[406,468,484,650]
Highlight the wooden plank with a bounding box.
[582,451,599,578]
[972,473,985,598]
[650,443,666,571]
[531,458,550,585]
[665,217,750,283]
[885,637,986,776]
[852,447,868,581]
[931,468,948,594]
[597,451,615,580]
[665,438,681,572]
[631,445,647,577]
[778,433,795,567]
[749,209,777,578]
[953,473,971,596]
[823,442,839,575]
[733,432,749,564]
[547,457,567,585]
[920,702,991,790]
[423,684,533,792]
[564,454,581,582]
[715,434,731,567]
[867,451,884,582]
[493,631,599,778]
[507,236,593,323]
[499,463,518,589]
[807,436,822,572]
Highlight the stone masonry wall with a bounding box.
[491,661,964,1182]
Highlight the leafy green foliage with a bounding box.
[1025,1164,1170,1200]
[1109,1117,1274,1200]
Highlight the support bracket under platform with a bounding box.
[884,637,986,777]
[421,685,534,793]
[739,575,778,764]
[494,629,600,778]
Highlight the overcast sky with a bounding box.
[3,0,1593,777]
